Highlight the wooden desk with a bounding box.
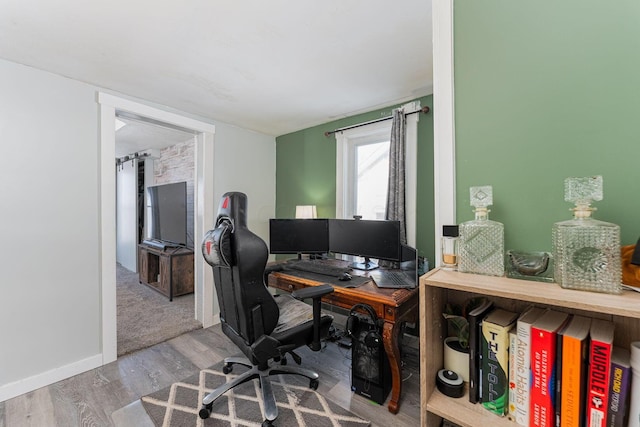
[268,268,419,414]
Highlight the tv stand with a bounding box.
[138,243,194,301]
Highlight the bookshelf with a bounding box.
[419,268,640,427]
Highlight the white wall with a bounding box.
[0,59,101,394]
[0,57,276,401]
[212,122,276,244]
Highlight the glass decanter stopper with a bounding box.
[552,176,622,294]
[458,186,505,276]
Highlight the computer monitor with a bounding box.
[269,219,329,257]
[328,219,401,270]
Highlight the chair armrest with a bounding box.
[291,284,334,352]
[263,264,284,284]
[291,283,334,300]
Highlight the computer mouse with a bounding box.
[338,272,352,281]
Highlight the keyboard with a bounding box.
[285,259,349,277]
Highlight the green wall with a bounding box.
[454,0,640,253]
[275,95,435,265]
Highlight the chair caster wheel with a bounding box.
[199,404,212,419]
[222,363,233,374]
[309,379,319,390]
[262,420,274,427]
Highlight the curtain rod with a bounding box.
[323,105,430,137]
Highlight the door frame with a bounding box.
[98,93,216,363]
[432,0,456,266]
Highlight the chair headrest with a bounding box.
[202,192,249,267]
[202,218,233,267]
[216,192,247,228]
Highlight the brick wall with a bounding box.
[153,138,195,249]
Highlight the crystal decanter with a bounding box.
[458,186,504,276]
[552,176,622,294]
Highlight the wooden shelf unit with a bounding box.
[419,268,640,427]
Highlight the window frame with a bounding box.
[335,101,419,246]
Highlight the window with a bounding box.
[351,137,390,220]
[336,101,419,245]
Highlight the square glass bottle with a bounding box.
[458,186,504,277]
[552,176,621,294]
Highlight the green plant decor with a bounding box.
[442,297,489,350]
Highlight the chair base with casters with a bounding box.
[197,285,333,425]
[198,355,321,425]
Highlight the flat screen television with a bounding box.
[146,181,187,246]
[328,219,401,270]
[269,219,329,256]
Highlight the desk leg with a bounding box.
[382,320,401,414]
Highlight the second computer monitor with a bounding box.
[328,219,401,270]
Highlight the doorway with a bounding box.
[115,116,201,355]
[99,93,216,364]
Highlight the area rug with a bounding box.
[117,263,202,356]
[141,360,371,427]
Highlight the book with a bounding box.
[606,346,631,427]
[530,309,569,427]
[554,314,572,427]
[481,308,519,416]
[586,319,615,427]
[509,330,518,421]
[514,306,546,427]
[558,315,592,427]
[468,299,494,403]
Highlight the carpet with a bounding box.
[117,263,202,356]
[141,360,371,427]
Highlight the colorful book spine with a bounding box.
[554,318,566,427]
[586,319,615,427]
[606,347,631,427]
[559,315,591,427]
[481,308,518,416]
[468,299,494,404]
[509,330,518,421]
[515,306,545,427]
[530,310,569,427]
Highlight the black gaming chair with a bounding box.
[200,192,334,426]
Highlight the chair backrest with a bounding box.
[202,192,279,345]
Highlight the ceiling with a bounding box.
[0,1,432,151]
[114,116,196,157]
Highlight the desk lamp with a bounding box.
[295,205,317,219]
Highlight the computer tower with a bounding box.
[350,314,391,405]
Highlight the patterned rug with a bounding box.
[141,360,370,427]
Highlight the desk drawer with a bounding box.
[269,275,305,293]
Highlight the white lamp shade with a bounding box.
[295,205,317,219]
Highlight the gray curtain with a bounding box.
[385,108,407,245]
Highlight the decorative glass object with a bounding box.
[552,176,622,294]
[458,186,504,277]
[441,225,459,270]
[506,250,554,282]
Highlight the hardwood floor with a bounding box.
[0,321,420,427]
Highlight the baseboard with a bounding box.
[0,354,103,403]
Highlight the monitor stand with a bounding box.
[350,257,379,271]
